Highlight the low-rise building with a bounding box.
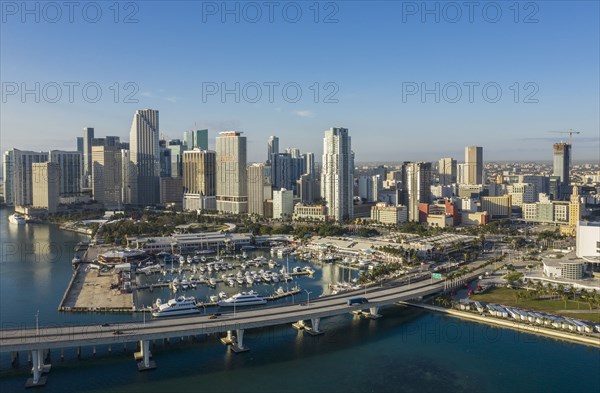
[370,202,407,225]
[543,258,585,280]
[293,203,328,222]
[480,195,512,219]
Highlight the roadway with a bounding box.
[0,261,489,353]
[0,273,460,353]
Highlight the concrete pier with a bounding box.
[25,349,50,388]
[305,318,324,336]
[366,306,382,319]
[231,329,249,353]
[136,340,156,371]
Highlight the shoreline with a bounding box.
[403,301,600,348]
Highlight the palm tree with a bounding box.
[561,293,569,309]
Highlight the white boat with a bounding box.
[8,213,26,225]
[152,296,199,317]
[209,295,219,303]
[186,255,193,264]
[208,278,217,288]
[193,255,200,263]
[181,279,190,290]
[217,291,267,307]
[218,291,228,299]
[303,267,316,275]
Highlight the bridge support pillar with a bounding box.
[11,351,18,366]
[292,320,306,330]
[231,329,249,353]
[220,330,235,345]
[25,350,48,388]
[136,340,156,371]
[306,318,324,336]
[134,339,152,361]
[366,307,382,319]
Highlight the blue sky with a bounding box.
[1,1,598,162]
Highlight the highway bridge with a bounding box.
[0,271,479,387]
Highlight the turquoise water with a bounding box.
[1,208,599,392]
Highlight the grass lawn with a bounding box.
[471,287,600,323]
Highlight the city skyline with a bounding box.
[1,3,598,162]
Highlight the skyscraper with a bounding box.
[271,153,292,191]
[401,161,432,222]
[49,150,82,196]
[92,143,124,208]
[438,157,457,185]
[83,127,94,188]
[31,162,60,213]
[553,142,571,199]
[184,129,209,151]
[464,146,483,185]
[247,163,271,216]
[158,140,172,178]
[129,109,160,206]
[167,139,184,177]
[76,137,84,155]
[216,132,247,214]
[303,152,315,178]
[321,127,354,222]
[2,148,49,206]
[267,136,279,163]
[182,149,216,211]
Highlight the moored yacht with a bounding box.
[152,296,199,317]
[8,213,26,225]
[217,291,267,307]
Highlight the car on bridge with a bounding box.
[347,297,369,306]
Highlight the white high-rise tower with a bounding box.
[321,127,354,222]
[129,109,160,206]
[216,131,248,213]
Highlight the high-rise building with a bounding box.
[159,140,172,178]
[321,127,354,222]
[76,137,84,154]
[464,146,483,185]
[129,109,160,206]
[438,157,457,185]
[297,174,320,203]
[92,144,124,208]
[358,175,379,202]
[401,161,432,222]
[31,162,60,213]
[184,129,209,151]
[271,153,292,190]
[2,149,49,206]
[216,132,247,214]
[303,152,315,178]
[83,127,94,188]
[507,183,536,207]
[273,188,294,220]
[167,140,184,177]
[121,149,136,205]
[182,149,216,211]
[247,163,272,216]
[49,150,82,196]
[553,142,571,199]
[267,136,279,163]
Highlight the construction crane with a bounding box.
[548,129,581,145]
